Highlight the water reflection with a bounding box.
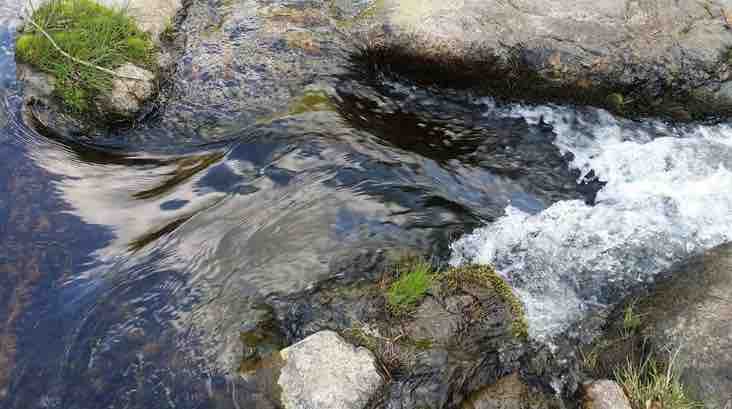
[0,2,597,406]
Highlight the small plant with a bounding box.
[16,0,155,115]
[386,259,434,315]
[615,348,703,409]
[622,301,643,337]
[160,18,176,43]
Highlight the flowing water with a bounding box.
[1,1,731,408]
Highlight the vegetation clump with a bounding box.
[16,0,155,115]
[615,349,703,409]
[386,259,434,315]
[443,264,529,339]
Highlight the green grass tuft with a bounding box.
[16,0,155,115]
[386,259,434,315]
[615,349,703,409]
[622,301,643,337]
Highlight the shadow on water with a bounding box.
[0,7,601,409]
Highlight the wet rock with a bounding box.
[278,331,384,409]
[354,0,732,119]
[581,380,631,409]
[462,373,560,409]
[594,243,732,409]
[96,63,156,119]
[279,264,537,409]
[160,0,365,136]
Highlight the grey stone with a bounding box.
[354,0,732,118]
[96,63,156,119]
[277,331,384,409]
[635,244,732,409]
[582,380,631,409]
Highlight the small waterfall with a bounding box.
[450,102,732,340]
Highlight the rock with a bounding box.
[581,380,631,409]
[96,63,156,119]
[354,0,732,119]
[462,373,560,409]
[594,243,732,409]
[16,0,181,137]
[277,331,384,409]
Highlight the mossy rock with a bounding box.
[442,265,529,340]
[15,0,156,119]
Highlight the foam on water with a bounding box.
[450,103,732,340]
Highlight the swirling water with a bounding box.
[1,2,731,408]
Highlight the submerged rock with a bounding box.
[354,0,732,119]
[278,331,383,409]
[581,380,631,409]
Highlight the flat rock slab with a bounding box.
[357,0,732,119]
[278,331,384,409]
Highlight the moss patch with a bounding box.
[288,89,335,115]
[443,265,529,339]
[386,259,434,315]
[16,0,155,116]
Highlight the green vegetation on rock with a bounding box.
[16,0,155,114]
[615,350,703,409]
[443,265,529,339]
[288,89,336,115]
[386,259,434,315]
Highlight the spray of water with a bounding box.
[450,103,732,339]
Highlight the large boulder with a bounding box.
[592,243,732,409]
[277,331,384,409]
[354,0,732,120]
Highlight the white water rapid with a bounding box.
[450,103,732,340]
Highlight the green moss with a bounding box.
[16,0,155,116]
[386,259,434,315]
[288,89,336,115]
[606,93,625,111]
[443,265,529,340]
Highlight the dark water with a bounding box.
[0,6,601,409]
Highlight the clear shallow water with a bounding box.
[451,104,732,340]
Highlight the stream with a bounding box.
[1,1,732,408]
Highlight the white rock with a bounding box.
[96,63,155,118]
[278,331,383,409]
